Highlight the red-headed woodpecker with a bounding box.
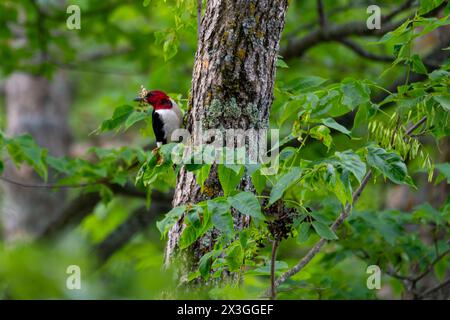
[134,88,183,147]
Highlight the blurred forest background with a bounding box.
[0,0,449,299]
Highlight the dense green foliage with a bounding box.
[0,0,448,299]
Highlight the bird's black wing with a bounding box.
[152,111,167,145]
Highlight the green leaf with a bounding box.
[353,103,378,132]
[199,252,213,279]
[311,221,338,240]
[6,135,48,180]
[208,199,233,237]
[276,58,289,69]
[225,243,244,272]
[322,118,352,136]
[162,32,179,61]
[413,203,445,226]
[429,70,449,81]
[98,105,134,133]
[228,192,264,221]
[179,224,198,249]
[269,167,302,205]
[239,229,250,249]
[285,76,327,92]
[187,271,201,282]
[411,54,428,74]
[376,19,410,43]
[278,101,300,125]
[434,255,448,281]
[297,222,311,243]
[335,151,366,183]
[337,170,353,204]
[218,164,243,196]
[98,184,114,204]
[224,164,243,174]
[142,0,151,6]
[251,169,266,195]
[433,95,450,111]
[195,164,211,188]
[247,261,289,275]
[341,79,370,110]
[310,125,332,149]
[435,163,450,184]
[124,111,148,130]
[156,206,186,238]
[0,160,3,175]
[366,146,412,185]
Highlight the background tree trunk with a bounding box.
[166,0,288,281]
[1,71,72,241]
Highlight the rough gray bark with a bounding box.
[1,71,72,241]
[166,0,288,280]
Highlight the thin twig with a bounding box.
[386,267,415,282]
[413,248,450,283]
[0,176,100,189]
[418,278,450,299]
[405,116,427,136]
[270,239,279,300]
[337,39,393,63]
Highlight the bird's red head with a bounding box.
[142,90,172,110]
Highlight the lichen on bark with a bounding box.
[203,98,260,130]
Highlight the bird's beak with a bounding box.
[133,97,143,102]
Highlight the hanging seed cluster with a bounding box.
[368,117,433,181]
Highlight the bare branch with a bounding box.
[40,192,101,237]
[337,38,393,62]
[281,20,404,60]
[39,184,148,238]
[95,195,172,262]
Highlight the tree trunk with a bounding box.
[1,71,72,241]
[166,0,288,281]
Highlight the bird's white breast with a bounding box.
[155,99,183,142]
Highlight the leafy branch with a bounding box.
[268,116,428,297]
